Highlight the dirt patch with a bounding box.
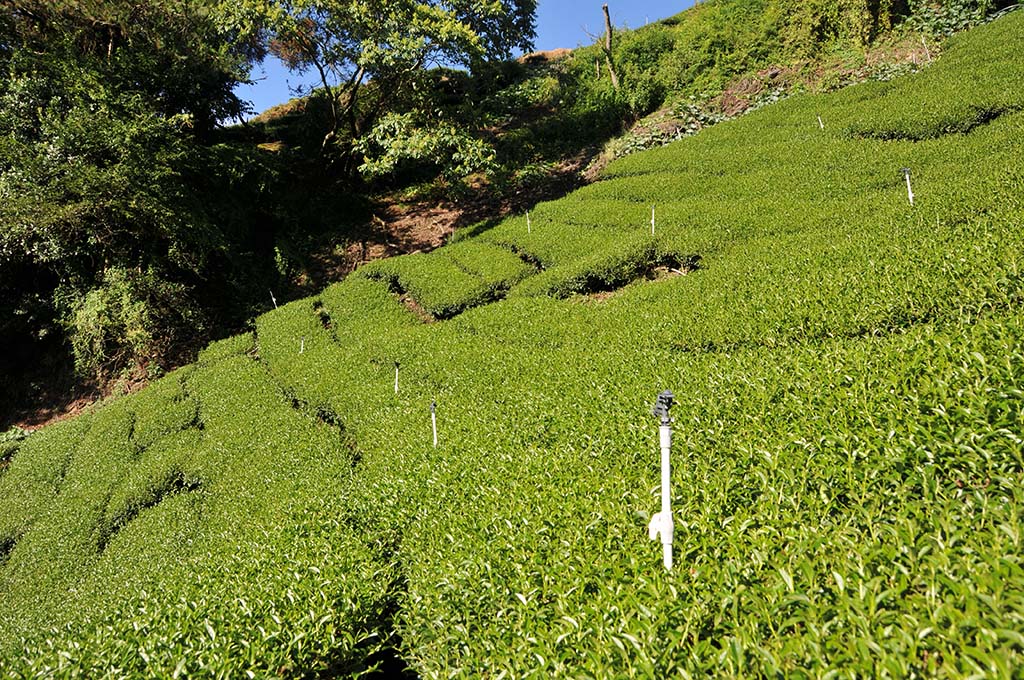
[13,395,94,431]
[301,148,596,292]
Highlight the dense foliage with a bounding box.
[227,0,538,171]
[0,1,274,403]
[1,11,1023,675]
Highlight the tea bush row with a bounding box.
[358,243,532,319]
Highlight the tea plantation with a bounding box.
[2,13,1024,677]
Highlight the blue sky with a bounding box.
[235,0,695,117]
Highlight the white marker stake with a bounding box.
[394,362,400,394]
[299,337,305,354]
[270,290,278,309]
[648,390,675,571]
[817,114,824,130]
[650,206,656,235]
[430,401,438,448]
[902,167,915,206]
[527,211,531,234]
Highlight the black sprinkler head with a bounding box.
[652,390,675,421]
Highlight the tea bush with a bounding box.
[359,245,532,320]
[843,13,1024,140]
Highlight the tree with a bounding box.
[601,4,620,89]
[2,1,260,133]
[227,0,537,162]
[0,1,266,393]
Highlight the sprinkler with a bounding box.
[649,389,675,570]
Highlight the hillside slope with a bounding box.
[2,12,1024,676]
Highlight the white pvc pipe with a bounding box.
[817,114,824,130]
[658,422,673,570]
[527,211,531,234]
[394,364,399,394]
[904,171,915,206]
[431,402,438,448]
[650,206,656,235]
[648,421,674,570]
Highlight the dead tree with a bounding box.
[602,4,620,89]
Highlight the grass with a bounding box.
[2,11,1024,677]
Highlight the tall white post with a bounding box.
[649,390,675,570]
[817,114,824,130]
[431,400,438,448]
[394,361,400,394]
[527,211,531,234]
[902,167,915,206]
[650,206,656,235]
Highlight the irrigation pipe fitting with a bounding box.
[649,389,675,571]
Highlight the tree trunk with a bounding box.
[602,4,620,90]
